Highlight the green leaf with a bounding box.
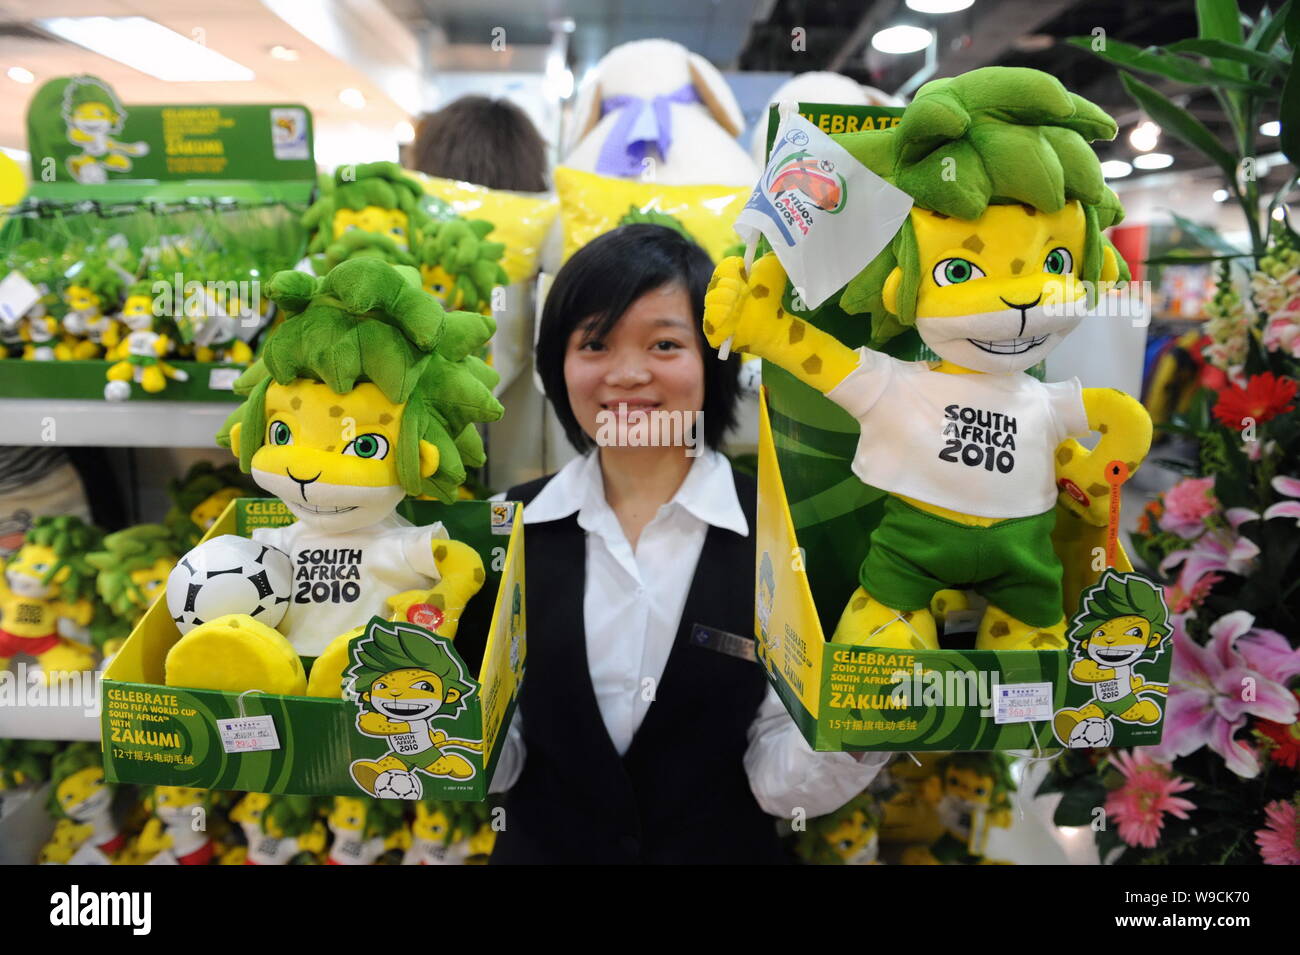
[1119,71,1240,178]
[1068,36,1273,93]
[1283,57,1300,166]
[1248,1,1291,53]
[1196,0,1248,79]
[1144,251,1254,265]
[1166,38,1289,75]
[1288,0,1300,48]
[1167,210,1247,254]
[1053,778,1107,827]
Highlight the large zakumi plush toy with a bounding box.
[164,257,502,693]
[704,67,1152,652]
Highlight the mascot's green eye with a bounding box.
[933,257,985,286]
[268,421,292,446]
[1044,247,1073,274]
[344,433,390,460]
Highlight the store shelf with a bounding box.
[0,671,102,742]
[0,784,56,864]
[0,398,232,447]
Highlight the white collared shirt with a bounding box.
[489,449,885,819]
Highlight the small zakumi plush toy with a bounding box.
[324,795,407,865]
[418,217,508,315]
[792,792,880,865]
[1,516,102,681]
[0,738,61,792]
[163,461,259,551]
[104,279,188,398]
[880,752,1015,865]
[129,786,216,865]
[301,162,433,273]
[704,67,1153,652]
[59,259,128,360]
[228,792,328,865]
[45,742,125,862]
[86,524,176,656]
[403,798,493,865]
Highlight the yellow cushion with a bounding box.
[165,614,307,696]
[554,166,749,264]
[304,626,364,699]
[409,172,558,284]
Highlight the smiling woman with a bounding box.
[489,225,887,865]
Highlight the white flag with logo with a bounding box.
[734,104,913,309]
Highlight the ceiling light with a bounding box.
[1212,188,1229,202]
[38,17,254,82]
[1100,159,1132,179]
[1259,120,1280,137]
[906,0,975,12]
[270,45,300,62]
[1273,207,1287,221]
[7,66,34,84]
[394,120,415,144]
[1129,120,1160,152]
[339,88,366,109]
[1132,152,1173,170]
[871,25,934,55]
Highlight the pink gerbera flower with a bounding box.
[1158,476,1219,538]
[1104,749,1196,849]
[1255,799,1300,865]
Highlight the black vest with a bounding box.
[490,467,789,864]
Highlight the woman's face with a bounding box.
[563,282,705,451]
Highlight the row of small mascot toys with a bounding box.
[703,67,1154,651]
[792,751,1016,865]
[146,256,503,797]
[301,161,509,318]
[30,742,497,864]
[0,465,260,682]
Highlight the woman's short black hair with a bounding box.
[536,224,741,453]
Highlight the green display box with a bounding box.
[101,497,525,800]
[755,391,1171,753]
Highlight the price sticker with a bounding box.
[218,714,281,754]
[0,270,41,327]
[993,681,1054,725]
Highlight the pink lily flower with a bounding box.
[1159,514,1259,596]
[1146,611,1300,779]
[1263,475,1300,526]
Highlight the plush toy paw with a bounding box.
[929,589,969,626]
[305,626,365,698]
[165,613,306,695]
[975,605,1066,651]
[387,540,487,639]
[831,586,939,650]
[702,252,789,352]
[1055,388,1152,525]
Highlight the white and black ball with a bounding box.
[167,535,292,634]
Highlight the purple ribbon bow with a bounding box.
[595,83,700,178]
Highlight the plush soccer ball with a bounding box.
[167,535,292,634]
[373,770,422,800]
[1068,716,1114,749]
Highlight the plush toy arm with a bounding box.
[703,253,859,393]
[386,539,486,640]
[136,818,170,855]
[1054,388,1153,525]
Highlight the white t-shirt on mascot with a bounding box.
[252,513,446,656]
[825,347,1089,520]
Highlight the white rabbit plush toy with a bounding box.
[564,38,757,187]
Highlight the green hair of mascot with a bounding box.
[85,524,176,621]
[67,256,130,308]
[832,67,1130,346]
[347,621,475,721]
[16,515,104,604]
[217,257,503,503]
[1068,570,1171,648]
[302,161,434,267]
[417,217,509,313]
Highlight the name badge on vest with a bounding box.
[690,624,758,663]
